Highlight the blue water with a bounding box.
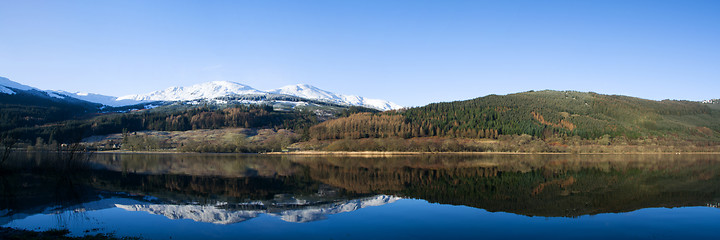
[4,198,720,240]
[3,153,720,239]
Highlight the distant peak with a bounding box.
[208,80,246,85]
[2,76,403,110]
[294,83,316,88]
[118,80,264,102]
[276,83,318,90]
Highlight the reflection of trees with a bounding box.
[0,171,97,225]
[87,170,325,203]
[75,153,720,217]
[294,154,720,217]
[4,153,720,218]
[93,153,300,178]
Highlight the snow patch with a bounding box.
[0,86,15,95]
[0,76,35,91]
[49,90,144,107]
[47,92,65,99]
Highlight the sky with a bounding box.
[1,0,719,107]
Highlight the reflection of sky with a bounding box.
[4,199,720,240]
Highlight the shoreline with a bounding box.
[17,149,720,156]
[263,151,720,156]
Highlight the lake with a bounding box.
[2,152,720,239]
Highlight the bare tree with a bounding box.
[55,142,94,172]
[0,136,17,167]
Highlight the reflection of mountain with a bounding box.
[271,195,400,223]
[4,153,720,219]
[0,197,146,226]
[115,195,400,224]
[116,204,262,224]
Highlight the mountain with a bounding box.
[116,81,402,111]
[0,76,35,94]
[1,77,102,132]
[310,90,720,141]
[48,90,144,107]
[268,84,403,111]
[2,77,402,111]
[0,77,105,106]
[1,76,67,100]
[117,81,265,102]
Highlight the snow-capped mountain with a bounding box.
[118,81,402,111]
[1,77,138,107]
[0,77,102,106]
[117,81,265,102]
[1,77,403,111]
[0,76,35,94]
[47,90,144,107]
[268,84,403,111]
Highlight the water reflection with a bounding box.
[116,195,400,224]
[2,152,720,237]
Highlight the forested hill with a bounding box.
[0,89,101,133]
[310,90,720,141]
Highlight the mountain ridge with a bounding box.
[0,77,401,111]
[119,81,402,111]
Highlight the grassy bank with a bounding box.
[29,127,719,154]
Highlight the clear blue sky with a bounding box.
[1,0,719,107]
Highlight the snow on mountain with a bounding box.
[271,195,401,223]
[0,77,83,101]
[0,76,37,95]
[268,84,403,111]
[1,197,146,225]
[2,77,403,110]
[115,81,402,111]
[1,77,106,104]
[116,204,263,224]
[117,81,265,102]
[0,85,13,94]
[115,195,401,224]
[48,90,144,107]
[268,84,342,102]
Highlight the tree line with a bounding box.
[6,104,320,144]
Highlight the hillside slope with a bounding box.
[0,77,102,133]
[310,90,720,141]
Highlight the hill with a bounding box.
[0,77,103,134]
[309,90,720,142]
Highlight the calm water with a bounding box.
[2,152,720,239]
